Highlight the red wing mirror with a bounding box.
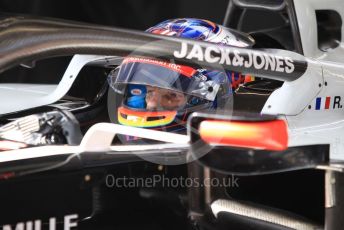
[199,120,288,151]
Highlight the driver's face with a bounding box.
[146,86,187,111]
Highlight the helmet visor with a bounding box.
[108,57,224,101]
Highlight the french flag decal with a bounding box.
[315,97,331,110]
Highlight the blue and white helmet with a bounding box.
[146,18,254,47]
[108,18,255,135]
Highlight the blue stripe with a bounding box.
[316,97,321,110]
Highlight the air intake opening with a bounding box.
[316,10,342,51]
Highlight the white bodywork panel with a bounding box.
[261,59,323,115]
[259,1,344,161]
[294,0,344,62]
[261,1,344,160]
[0,55,115,115]
[0,84,57,114]
[80,123,189,152]
[285,63,344,160]
[0,123,189,163]
[262,59,344,160]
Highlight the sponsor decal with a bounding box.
[156,30,177,36]
[220,35,249,47]
[131,88,142,96]
[173,43,305,77]
[2,214,78,230]
[127,115,141,122]
[314,96,342,110]
[123,57,196,77]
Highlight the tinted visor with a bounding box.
[125,84,190,111]
[108,57,223,101]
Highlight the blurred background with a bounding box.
[0,0,229,29]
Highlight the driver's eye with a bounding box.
[169,93,177,98]
[163,93,177,100]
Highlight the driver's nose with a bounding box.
[146,90,160,110]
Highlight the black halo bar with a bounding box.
[0,15,307,81]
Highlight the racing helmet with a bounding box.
[108,18,255,134]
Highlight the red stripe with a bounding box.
[325,97,331,109]
[123,57,196,78]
